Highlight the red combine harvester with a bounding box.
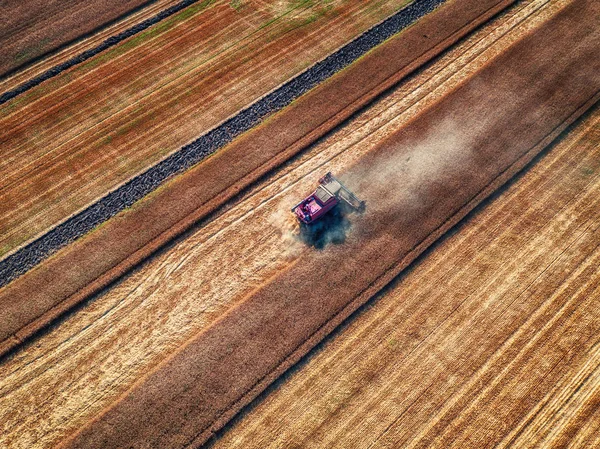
[291,172,365,224]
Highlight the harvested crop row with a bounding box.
[0,1,554,446]
[59,1,600,447]
[0,0,160,77]
[209,106,600,449]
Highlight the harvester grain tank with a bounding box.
[291,172,365,224]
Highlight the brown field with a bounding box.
[0,0,182,92]
[0,0,418,259]
[0,0,597,447]
[210,104,600,449]
[0,0,157,76]
[0,0,512,357]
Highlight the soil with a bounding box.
[55,1,600,447]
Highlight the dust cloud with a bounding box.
[346,116,479,215]
[271,116,480,251]
[268,207,305,258]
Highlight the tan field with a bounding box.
[0,0,182,88]
[60,0,598,445]
[0,0,160,76]
[2,0,598,447]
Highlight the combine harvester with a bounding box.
[292,172,365,225]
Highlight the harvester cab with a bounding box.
[291,172,365,224]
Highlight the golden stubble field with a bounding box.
[209,106,600,449]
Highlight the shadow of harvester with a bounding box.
[297,204,362,250]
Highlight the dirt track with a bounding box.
[52,0,599,447]
[0,1,568,447]
[0,0,157,76]
[0,0,421,259]
[210,105,600,449]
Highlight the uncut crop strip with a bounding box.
[0,0,448,287]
